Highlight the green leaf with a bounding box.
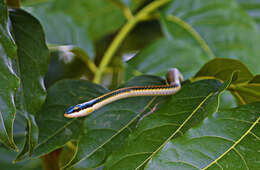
[26,2,95,58]
[162,0,260,73]
[33,75,166,169]
[104,79,229,169]
[127,37,208,79]
[194,58,253,84]
[0,0,19,150]
[194,58,260,104]
[63,75,166,169]
[250,75,260,83]
[0,115,42,169]
[0,0,17,58]
[146,102,260,170]
[128,0,260,77]
[24,0,144,58]
[32,80,107,158]
[230,75,260,104]
[9,8,49,116]
[218,90,237,109]
[9,8,49,158]
[0,146,43,170]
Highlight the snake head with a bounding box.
[64,102,95,118]
[65,105,81,114]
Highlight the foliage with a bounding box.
[0,0,259,169]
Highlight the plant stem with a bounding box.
[167,15,215,59]
[5,0,21,8]
[93,0,171,84]
[110,0,133,20]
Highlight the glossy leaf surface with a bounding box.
[194,58,253,84]
[146,102,260,170]
[9,8,49,158]
[25,0,143,58]
[162,0,260,73]
[33,80,107,158]
[104,79,228,169]
[128,0,260,78]
[33,75,166,169]
[194,58,260,104]
[63,75,166,169]
[0,0,16,58]
[26,2,94,58]
[128,37,208,79]
[0,0,19,150]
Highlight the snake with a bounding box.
[64,68,183,118]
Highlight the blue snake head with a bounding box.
[65,105,81,114]
[64,101,95,118]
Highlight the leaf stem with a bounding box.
[70,48,97,73]
[166,15,215,59]
[93,0,171,83]
[135,92,214,169]
[110,0,134,20]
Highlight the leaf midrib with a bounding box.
[64,97,158,169]
[135,92,214,170]
[35,118,76,151]
[203,116,260,169]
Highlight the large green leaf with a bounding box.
[32,75,166,169]
[127,37,208,79]
[0,115,42,170]
[26,2,95,58]
[162,0,260,73]
[34,0,126,41]
[32,80,107,158]
[0,0,19,150]
[194,58,260,104]
[194,58,253,84]
[9,8,49,116]
[24,0,143,58]
[128,0,260,78]
[9,8,49,158]
[146,102,260,170]
[63,75,166,169]
[104,78,230,169]
[0,146,43,170]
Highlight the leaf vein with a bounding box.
[233,148,249,170]
[203,117,260,169]
[165,160,201,170]
[135,92,214,169]
[249,131,260,141]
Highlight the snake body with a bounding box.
[64,68,183,118]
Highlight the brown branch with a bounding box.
[41,149,62,170]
